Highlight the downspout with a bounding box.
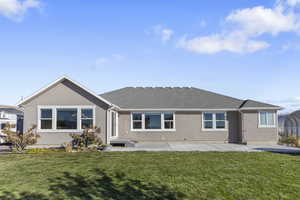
[106,109,110,145]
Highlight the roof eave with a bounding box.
[239,107,283,111]
[118,108,240,111]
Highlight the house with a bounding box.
[17,76,281,146]
[0,106,23,143]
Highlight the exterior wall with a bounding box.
[117,111,240,143]
[242,110,278,144]
[22,81,108,145]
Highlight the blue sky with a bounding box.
[1,0,300,112]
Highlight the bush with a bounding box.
[3,124,40,153]
[63,142,73,152]
[279,135,297,146]
[70,127,102,151]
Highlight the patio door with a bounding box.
[110,111,118,138]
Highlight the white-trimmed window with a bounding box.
[259,111,276,127]
[203,112,227,130]
[131,112,175,131]
[164,112,174,129]
[40,109,53,130]
[81,108,94,129]
[132,113,143,129]
[57,108,77,130]
[38,106,95,132]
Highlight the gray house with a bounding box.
[18,76,281,146]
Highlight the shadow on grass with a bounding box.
[253,147,300,156]
[0,169,184,200]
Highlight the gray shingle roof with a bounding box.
[239,99,280,109]
[100,87,245,109]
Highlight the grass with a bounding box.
[0,152,299,200]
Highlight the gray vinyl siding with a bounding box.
[242,110,278,144]
[117,111,240,143]
[22,81,108,145]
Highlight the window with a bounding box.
[164,113,174,129]
[145,113,161,129]
[57,109,77,130]
[203,113,213,129]
[203,112,226,130]
[38,106,95,131]
[132,113,142,129]
[131,112,175,131]
[0,123,6,130]
[259,112,275,127]
[40,109,52,129]
[216,113,226,129]
[81,109,93,129]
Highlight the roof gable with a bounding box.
[17,76,115,107]
[240,99,281,110]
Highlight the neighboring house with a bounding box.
[278,113,289,135]
[0,106,24,143]
[283,110,300,138]
[17,76,281,146]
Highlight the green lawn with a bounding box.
[0,152,299,200]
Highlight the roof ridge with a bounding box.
[100,87,131,96]
[190,87,244,102]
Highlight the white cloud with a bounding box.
[95,57,109,65]
[179,0,300,54]
[287,0,300,6]
[112,54,125,60]
[280,41,300,52]
[149,25,174,42]
[200,19,207,28]
[226,5,300,36]
[94,54,125,66]
[178,34,269,54]
[0,0,40,22]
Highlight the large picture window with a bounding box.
[203,112,226,130]
[131,112,175,131]
[145,113,161,129]
[259,112,276,127]
[38,106,95,131]
[57,109,77,130]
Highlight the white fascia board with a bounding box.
[240,107,282,111]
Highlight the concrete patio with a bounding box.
[110,142,300,154]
